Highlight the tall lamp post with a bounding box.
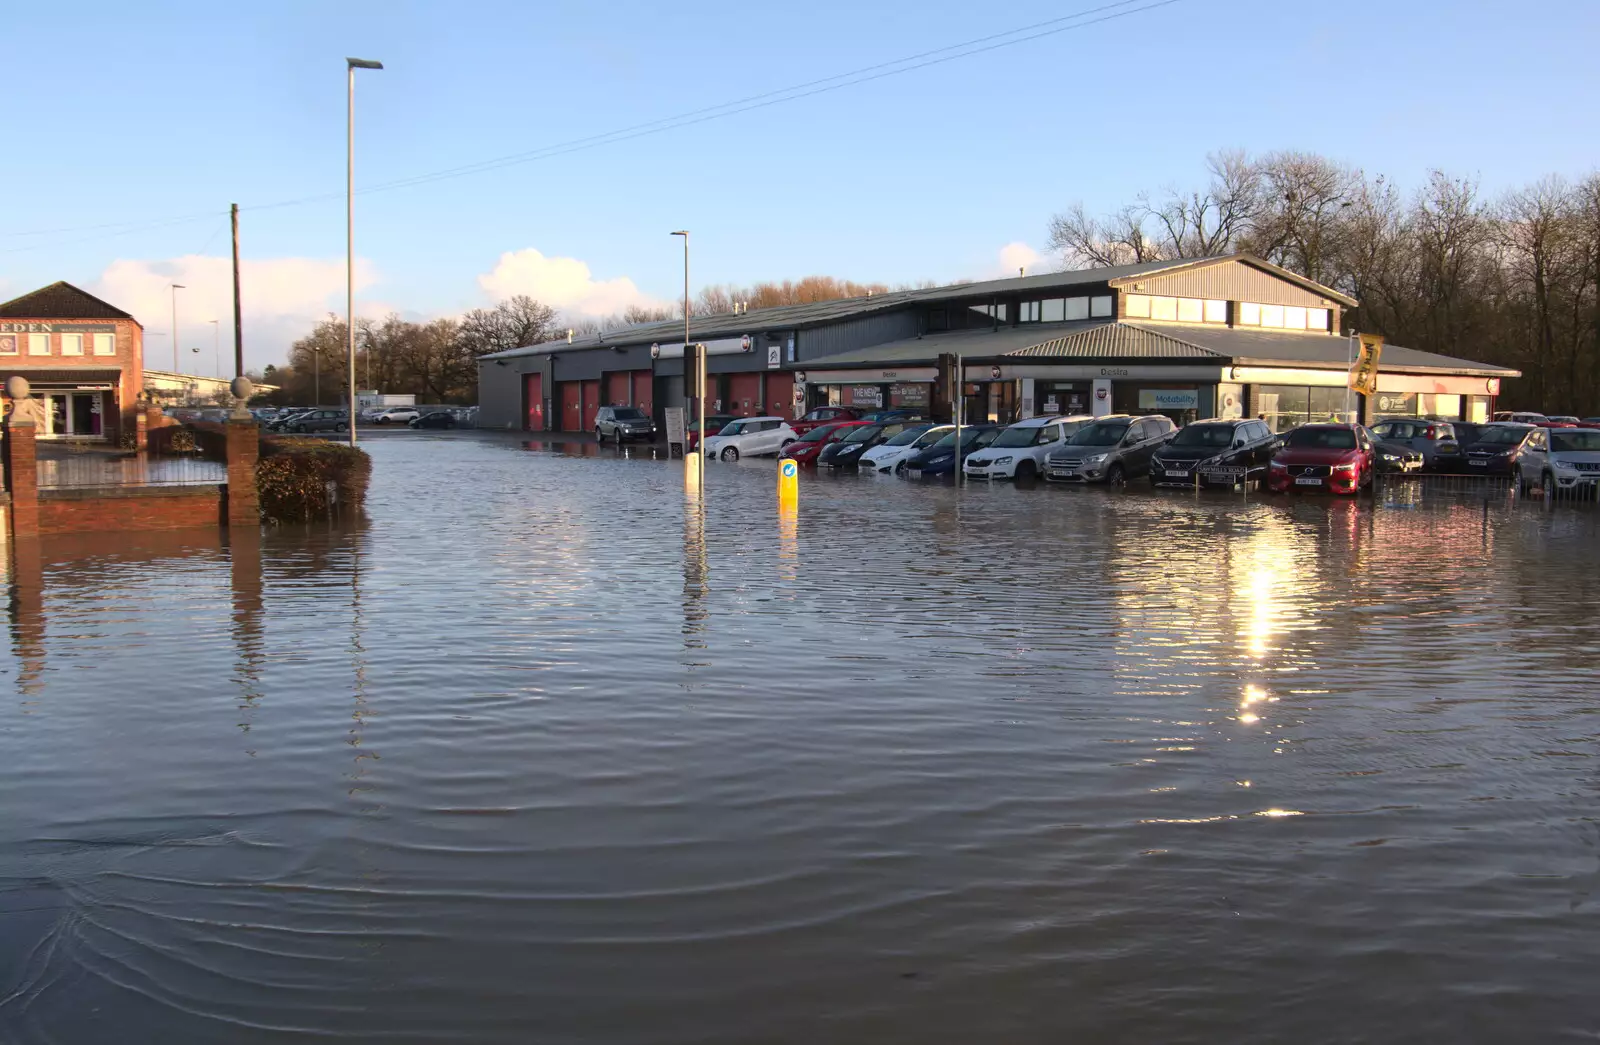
[346,56,383,447]
[169,283,186,373]
[670,230,701,466]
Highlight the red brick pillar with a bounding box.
[5,418,39,539]
[225,417,260,527]
[136,404,150,450]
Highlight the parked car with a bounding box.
[902,424,1002,478]
[1149,418,1278,488]
[275,408,350,434]
[818,421,917,468]
[859,409,925,424]
[703,416,797,461]
[1366,429,1425,473]
[963,415,1092,481]
[860,424,951,474]
[409,410,459,429]
[686,413,737,453]
[1266,424,1376,494]
[789,406,863,436]
[781,421,870,467]
[1494,411,1548,424]
[1042,414,1172,484]
[1459,422,1538,474]
[1367,418,1461,471]
[1514,426,1600,496]
[369,406,420,425]
[595,405,655,443]
[1546,415,1582,425]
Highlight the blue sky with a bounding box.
[3,0,1597,370]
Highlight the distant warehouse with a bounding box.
[476,253,1518,434]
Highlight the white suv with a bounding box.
[1516,426,1600,496]
[372,406,421,424]
[703,416,797,461]
[962,415,1094,480]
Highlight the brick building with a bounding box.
[0,281,144,443]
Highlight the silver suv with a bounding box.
[1516,426,1600,496]
[1045,414,1176,483]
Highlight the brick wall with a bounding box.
[38,485,225,534]
[0,316,143,442]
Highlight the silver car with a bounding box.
[1516,426,1600,496]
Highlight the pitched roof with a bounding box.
[0,281,136,321]
[1102,254,1360,308]
[1004,323,1223,359]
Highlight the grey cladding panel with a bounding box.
[1132,261,1339,307]
[797,309,919,361]
[477,360,528,429]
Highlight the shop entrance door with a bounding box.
[40,391,106,438]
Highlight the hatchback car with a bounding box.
[409,410,459,429]
[685,413,737,453]
[860,424,951,474]
[1367,418,1461,471]
[275,409,350,433]
[1149,418,1277,488]
[1266,424,1376,494]
[1044,414,1173,484]
[1515,426,1600,496]
[818,421,916,469]
[964,415,1094,481]
[789,406,863,436]
[1459,423,1538,474]
[902,424,1002,478]
[703,416,797,461]
[781,421,870,467]
[595,405,655,443]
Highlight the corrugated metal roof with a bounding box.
[1003,323,1222,359]
[1162,326,1521,375]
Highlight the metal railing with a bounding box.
[35,435,228,490]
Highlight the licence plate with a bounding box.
[1469,460,1487,467]
[907,468,921,479]
[1295,476,1323,485]
[1165,470,1189,478]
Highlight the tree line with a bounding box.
[1047,150,1600,412]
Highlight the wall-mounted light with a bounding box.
[650,343,661,359]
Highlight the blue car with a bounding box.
[901,424,1001,477]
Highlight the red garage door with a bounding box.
[560,382,582,431]
[524,373,543,431]
[632,371,653,416]
[581,380,601,432]
[728,373,761,416]
[765,372,794,419]
[605,371,630,406]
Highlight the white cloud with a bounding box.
[478,248,666,318]
[998,241,1043,277]
[94,255,376,374]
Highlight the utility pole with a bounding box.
[671,230,700,469]
[231,203,243,378]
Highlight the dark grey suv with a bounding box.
[595,406,655,443]
[1045,414,1176,483]
[1150,418,1278,488]
[275,408,349,434]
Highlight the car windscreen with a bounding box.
[841,425,883,444]
[1551,430,1600,452]
[912,427,951,447]
[1068,422,1128,446]
[930,428,991,449]
[1474,426,1527,445]
[1169,424,1235,448]
[611,408,645,420]
[993,425,1044,448]
[884,426,932,447]
[797,425,838,443]
[718,421,746,435]
[1284,428,1357,449]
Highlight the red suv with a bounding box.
[781,421,870,466]
[1267,423,1376,495]
[789,406,863,436]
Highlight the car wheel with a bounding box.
[337,422,348,432]
[1106,463,1126,486]
[376,417,388,425]
[895,461,907,476]
[292,424,305,433]
[596,427,605,443]
[721,446,740,462]
[1543,471,1556,497]
[1014,460,1037,481]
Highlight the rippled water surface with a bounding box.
[4,433,1599,1044]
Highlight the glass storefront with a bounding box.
[1036,381,1090,417]
[38,389,108,438]
[1253,385,1356,432]
[1112,384,1207,426]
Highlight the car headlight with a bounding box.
[1382,453,1399,461]
[991,456,1012,465]
[928,454,952,464]
[1083,454,1108,464]
[1332,463,1358,473]
[1269,460,1287,470]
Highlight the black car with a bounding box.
[595,405,655,443]
[1459,423,1538,474]
[1366,429,1425,473]
[1150,418,1279,488]
[903,424,1002,477]
[409,410,459,429]
[817,421,920,468]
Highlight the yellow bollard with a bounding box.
[684,451,703,497]
[777,457,799,507]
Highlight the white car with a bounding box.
[962,415,1095,480]
[703,416,797,461]
[861,424,952,474]
[372,406,421,424]
[1515,425,1600,496]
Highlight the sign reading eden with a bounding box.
[0,321,116,334]
[1138,389,1199,410]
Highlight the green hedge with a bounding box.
[256,436,371,523]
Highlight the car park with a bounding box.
[902,424,1001,478]
[1367,418,1462,471]
[1149,418,1277,488]
[686,414,736,453]
[703,416,797,461]
[1459,423,1537,474]
[1514,426,1600,496]
[818,421,917,469]
[371,406,420,425]
[789,406,863,436]
[409,410,459,429]
[962,415,1092,481]
[860,424,951,474]
[1266,424,1376,494]
[1043,414,1172,484]
[781,421,869,467]
[595,405,656,443]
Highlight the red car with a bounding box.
[789,406,863,436]
[781,421,870,466]
[1266,423,1376,495]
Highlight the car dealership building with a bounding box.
[477,254,1518,435]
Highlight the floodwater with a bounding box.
[3,433,1599,1044]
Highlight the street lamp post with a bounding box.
[670,230,701,466]
[169,283,186,373]
[346,56,383,447]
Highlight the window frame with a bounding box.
[1065,297,1090,321]
[1090,295,1114,318]
[60,333,84,356]
[27,332,50,356]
